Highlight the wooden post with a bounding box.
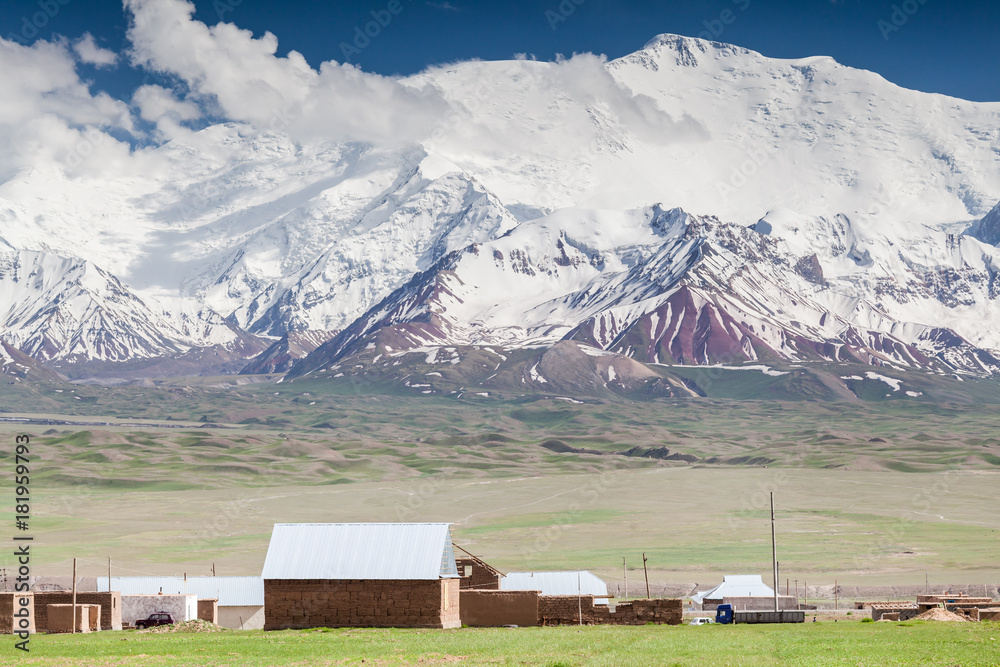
[71,558,78,634]
[212,562,216,577]
[642,553,650,599]
[770,493,778,613]
[786,578,789,596]
[623,557,628,602]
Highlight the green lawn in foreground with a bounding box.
[2,622,997,666]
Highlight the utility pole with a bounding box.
[642,553,650,599]
[212,563,216,577]
[623,557,628,602]
[71,558,78,634]
[770,492,778,613]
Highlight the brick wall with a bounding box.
[538,595,682,626]
[264,578,460,630]
[457,558,501,590]
[198,599,218,624]
[34,592,121,631]
[460,590,538,627]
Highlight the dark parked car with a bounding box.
[135,612,174,629]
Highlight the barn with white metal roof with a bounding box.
[261,523,461,629]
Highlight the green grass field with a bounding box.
[1,379,998,590]
[2,622,998,666]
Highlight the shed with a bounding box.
[690,574,796,611]
[261,523,461,629]
[98,577,264,629]
[501,571,610,605]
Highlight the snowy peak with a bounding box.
[636,33,755,67]
[968,201,1000,246]
[291,204,1000,379]
[0,250,245,363]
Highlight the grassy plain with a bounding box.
[0,377,998,589]
[1,622,998,666]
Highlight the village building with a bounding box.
[261,523,461,630]
[501,571,610,604]
[99,576,265,629]
[690,574,797,611]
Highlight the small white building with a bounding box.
[501,571,610,605]
[690,574,795,611]
[120,594,197,626]
[99,577,265,629]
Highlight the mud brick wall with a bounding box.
[264,578,460,630]
[538,596,682,626]
[34,592,121,631]
[460,590,538,627]
[0,593,34,634]
[956,607,980,621]
[457,559,501,590]
[46,604,96,633]
[198,599,218,624]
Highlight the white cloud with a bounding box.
[123,0,448,146]
[0,36,134,179]
[72,33,119,68]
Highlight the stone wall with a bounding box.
[264,578,460,630]
[460,590,538,627]
[538,595,682,626]
[34,592,121,631]
[0,592,34,634]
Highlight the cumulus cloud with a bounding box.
[72,33,119,67]
[0,36,133,179]
[123,0,449,146]
[0,0,696,194]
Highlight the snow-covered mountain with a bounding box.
[2,33,1000,381]
[288,206,1000,379]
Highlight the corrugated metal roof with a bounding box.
[690,575,775,604]
[261,523,459,580]
[501,571,609,604]
[96,577,263,607]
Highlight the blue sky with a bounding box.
[1,0,998,102]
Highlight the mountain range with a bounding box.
[3,34,1000,396]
